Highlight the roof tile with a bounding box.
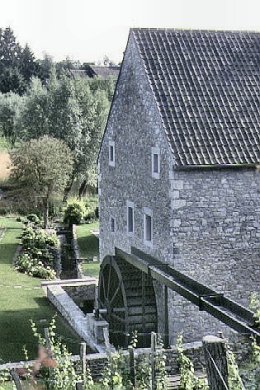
[132,28,260,166]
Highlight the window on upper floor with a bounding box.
[127,201,134,235]
[152,147,160,179]
[109,140,115,167]
[144,207,153,246]
[110,217,115,233]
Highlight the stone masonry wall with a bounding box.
[98,33,174,333]
[169,168,260,342]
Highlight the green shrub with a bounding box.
[16,226,58,279]
[21,227,58,250]
[64,200,86,226]
[0,207,8,216]
[15,253,56,279]
[27,213,40,224]
[85,196,98,222]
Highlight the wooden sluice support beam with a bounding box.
[115,247,260,343]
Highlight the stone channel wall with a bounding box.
[46,282,105,353]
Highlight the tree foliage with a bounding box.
[0,92,24,145]
[18,73,109,196]
[10,136,74,227]
[0,27,38,94]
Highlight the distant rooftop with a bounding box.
[71,65,120,80]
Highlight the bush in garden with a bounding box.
[21,226,58,250]
[64,199,86,226]
[15,225,58,279]
[15,253,56,279]
[27,213,40,224]
[85,196,98,222]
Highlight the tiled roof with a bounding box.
[90,65,120,79]
[132,29,260,166]
[71,66,120,80]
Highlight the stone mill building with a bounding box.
[97,28,260,346]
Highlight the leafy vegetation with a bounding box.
[0,93,24,145]
[0,26,114,204]
[0,28,37,95]
[85,196,98,222]
[10,136,74,227]
[177,335,208,390]
[15,223,58,279]
[0,135,11,151]
[0,216,80,362]
[0,322,168,389]
[64,199,87,226]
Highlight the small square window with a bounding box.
[144,208,153,246]
[110,217,115,233]
[109,141,115,167]
[127,201,134,235]
[152,147,160,179]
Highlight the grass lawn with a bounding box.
[76,221,100,279]
[0,216,80,363]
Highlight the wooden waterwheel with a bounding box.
[98,255,157,347]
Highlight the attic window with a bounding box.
[109,141,115,167]
[152,147,160,179]
[144,208,153,246]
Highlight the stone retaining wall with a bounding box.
[64,284,96,306]
[46,283,105,353]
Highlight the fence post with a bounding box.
[128,346,136,387]
[10,369,23,390]
[103,328,113,390]
[75,381,83,390]
[151,332,156,390]
[202,335,229,390]
[80,342,87,383]
[44,328,51,351]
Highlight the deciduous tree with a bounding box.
[11,136,74,227]
[0,92,24,145]
[19,73,110,198]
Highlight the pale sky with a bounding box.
[0,0,259,63]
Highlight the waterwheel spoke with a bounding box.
[98,255,157,348]
[110,281,122,305]
[101,272,108,300]
[107,260,112,296]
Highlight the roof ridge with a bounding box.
[131,27,260,35]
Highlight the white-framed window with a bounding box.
[127,201,134,235]
[109,140,115,167]
[110,217,115,233]
[151,147,160,179]
[143,207,153,246]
